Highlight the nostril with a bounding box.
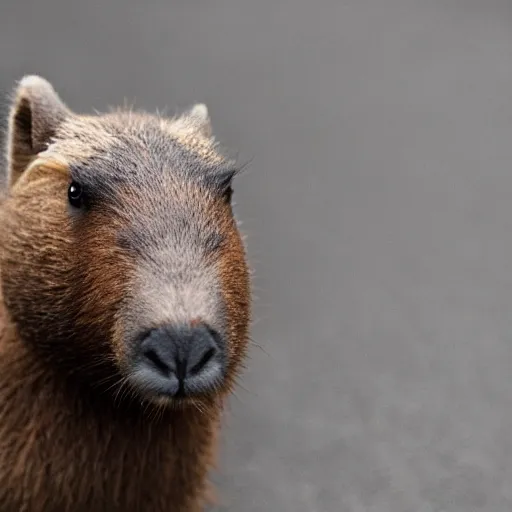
[189,347,217,376]
[132,324,225,397]
[143,348,171,376]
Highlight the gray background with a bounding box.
[1,1,512,510]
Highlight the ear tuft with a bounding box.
[188,103,212,138]
[189,103,209,122]
[7,75,70,188]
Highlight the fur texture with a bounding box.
[0,76,251,511]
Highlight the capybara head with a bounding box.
[0,76,251,407]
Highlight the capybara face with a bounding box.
[0,76,251,406]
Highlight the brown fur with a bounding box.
[0,76,251,511]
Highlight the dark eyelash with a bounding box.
[223,186,233,203]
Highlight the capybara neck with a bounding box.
[0,312,220,512]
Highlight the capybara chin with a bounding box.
[0,76,251,511]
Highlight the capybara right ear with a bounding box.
[7,75,70,188]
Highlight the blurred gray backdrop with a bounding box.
[2,1,512,511]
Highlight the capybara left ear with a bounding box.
[7,75,70,188]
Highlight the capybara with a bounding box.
[0,76,251,512]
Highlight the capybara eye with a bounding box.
[68,182,84,208]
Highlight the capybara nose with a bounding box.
[131,323,225,398]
